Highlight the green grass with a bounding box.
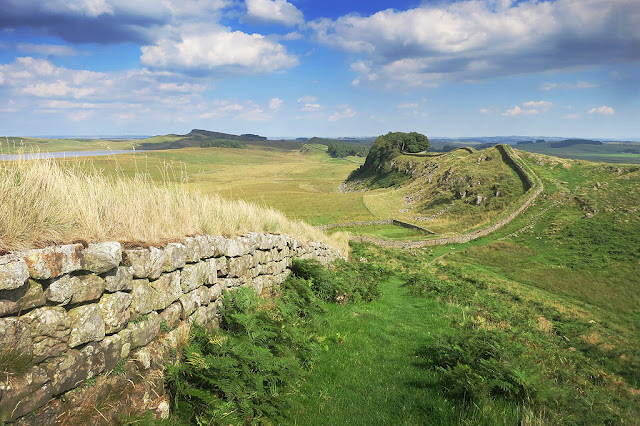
[0,136,138,154]
[61,145,374,226]
[516,141,640,164]
[329,223,433,240]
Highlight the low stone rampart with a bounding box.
[0,234,342,424]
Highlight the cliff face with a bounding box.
[0,233,343,424]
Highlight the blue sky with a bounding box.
[0,0,638,139]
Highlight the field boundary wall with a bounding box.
[0,233,342,424]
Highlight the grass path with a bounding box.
[286,277,521,425]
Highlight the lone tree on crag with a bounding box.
[347,132,429,185]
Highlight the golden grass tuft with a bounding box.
[0,156,348,254]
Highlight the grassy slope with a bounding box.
[287,151,640,424]
[362,146,527,233]
[288,276,525,425]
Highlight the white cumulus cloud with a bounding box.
[297,95,317,103]
[503,100,552,116]
[328,104,357,122]
[245,0,304,26]
[311,0,640,88]
[588,105,615,115]
[269,97,283,110]
[140,28,299,73]
[301,103,321,112]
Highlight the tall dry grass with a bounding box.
[0,156,348,254]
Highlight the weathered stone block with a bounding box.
[0,317,32,360]
[208,235,228,257]
[103,266,133,292]
[205,258,218,285]
[99,291,132,334]
[210,283,223,301]
[123,248,151,278]
[184,237,201,263]
[0,255,29,291]
[224,237,252,257]
[117,328,132,360]
[274,235,287,250]
[69,273,105,304]
[148,247,165,280]
[131,273,179,317]
[227,254,253,278]
[44,274,73,305]
[0,366,51,422]
[160,302,182,330]
[189,305,208,325]
[218,278,241,290]
[179,289,201,319]
[158,271,182,309]
[196,234,214,258]
[44,343,104,396]
[252,250,268,264]
[163,243,186,272]
[21,306,70,363]
[128,311,161,349]
[131,279,155,317]
[81,342,106,379]
[68,304,105,347]
[23,244,84,280]
[0,279,45,317]
[215,256,228,276]
[198,285,211,306]
[44,273,105,305]
[83,242,122,274]
[100,333,125,371]
[180,262,207,293]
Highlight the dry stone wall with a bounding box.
[0,233,342,424]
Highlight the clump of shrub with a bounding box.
[290,258,386,303]
[167,284,320,425]
[419,324,536,403]
[402,267,487,302]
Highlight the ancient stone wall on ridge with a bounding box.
[0,233,342,424]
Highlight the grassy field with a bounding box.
[0,136,138,153]
[510,141,640,164]
[57,144,374,226]
[328,223,433,240]
[0,153,349,253]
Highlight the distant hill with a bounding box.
[549,139,602,148]
[136,129,301,151]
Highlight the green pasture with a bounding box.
[61,144,375,225]
[328,223,433,240]
[516,141,640,164]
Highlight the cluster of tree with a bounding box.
[550,139,602,148]
[327,142,370,158]
[200,139,247,148]
[347,131,430,185]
